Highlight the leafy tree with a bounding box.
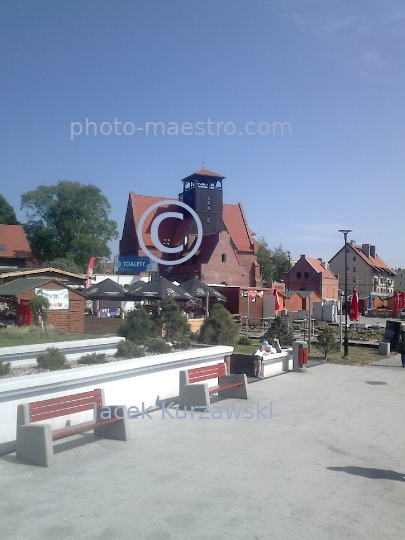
[38,257,84,274]
[257,238,291,285]
[315,325,339,361]
[117,307,158,344]
[263,316,294,347]
[21,181,119,267]
[198,303,238,346]
[158,298,191,343]
[29,294,50,338]
[0,194,18,224]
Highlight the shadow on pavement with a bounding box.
[327,466,405,482]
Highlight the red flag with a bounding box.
[401,292,405,310]
[349,289,359,321]
[273,288,280,311]
[393,290,400,316]
[85,256,96,289]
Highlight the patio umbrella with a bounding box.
[273,288,280,311]
[180,277,226,317]
[401,292,405,310]
[125,280,148,293]
[126,276,193,302]
[84,278,127,300]
[349,289,359,321]
[368,294,374,311]
[393,290,400,316]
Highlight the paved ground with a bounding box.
[1,358,405,540]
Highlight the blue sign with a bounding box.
[114,256,157,273]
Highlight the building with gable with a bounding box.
[284,255,339,300]
[329,241,395,297]
[119,169,261,287]
[0,224,33,269]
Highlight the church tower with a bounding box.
[179,169,226,235]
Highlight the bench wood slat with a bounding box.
[29,390,102,422]
[52,417,120,440]
[209,381,244,395]
[188,363,226,383]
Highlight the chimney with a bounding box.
[370,245,376,258]
[361,244,371,258]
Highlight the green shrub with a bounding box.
[263,316,294,347]
[117,308,158,344]
[198,303,238,346]
[146,338,172,354]
[36,347,70,370]
[115,340,146,359]
[159,299,191,342]
[315,325,340,360]
[238,336,252,346]
[78,353,108,365]
[172,338,191,350]
[0,361,11,376]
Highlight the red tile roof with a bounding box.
[0,225,32,260]
[306,258,337,279]
[222,203,253,252]
[350,244,395,275]
[181,169,225,182]
[129,194,255,254]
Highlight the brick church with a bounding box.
[119,169,261,287]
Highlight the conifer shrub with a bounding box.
[115,340,146,359]
[315,324,340,360]
[198,303,238,346]
[117,307,158,344]
[158,299,191,343]
[0,360,11,376]
[262,316,294,347]
[78,353,108,365]
[238,336,252,346]
[172,338,191,350]
[36,347,70,370]
[146,338,172,354]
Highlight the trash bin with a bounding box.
[293,340,308,372]
[378,342,390,356]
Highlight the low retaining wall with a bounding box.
[0,337,125,367]
[0,345,233,454]
[231,350,292,378]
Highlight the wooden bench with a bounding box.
[179,363,248,409]
[16,389,129,467]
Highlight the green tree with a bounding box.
[117,307,158,344]
[198,303,238,346]
[0,194,18,224]
[315,325,339,361]
[29,294,50,338]
[263,316,294,347]
[257,238,291,285]
[158,299,191,343]
[21,181,119,267]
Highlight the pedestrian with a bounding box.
[397,325,405,368]
[252,342,270,378]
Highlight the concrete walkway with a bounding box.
[1,362,405,539]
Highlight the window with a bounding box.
[206,216,211,223]
[304,272,309,278]
[353,267,356,272]
[353,256,356,261]
[297,272,301,278]
[222,254,227,263]
[163,239,170,246]
[353,278,357,283]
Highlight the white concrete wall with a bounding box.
[0,346,233,454]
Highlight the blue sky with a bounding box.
[1,1,404,267]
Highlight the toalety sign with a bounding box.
[114,256,158,273]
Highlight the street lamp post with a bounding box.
[286,251,291,292]
[339,229,352,358]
